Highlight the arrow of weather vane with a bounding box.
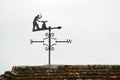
[30,14,72,65]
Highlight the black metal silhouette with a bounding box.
[41,21,48,30]
[31,16,72,65]
[33,14,42,31]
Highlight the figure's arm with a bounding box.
[36,13,42,22]
[37,20,40,22]
[39,13,42,19]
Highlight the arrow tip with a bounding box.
[58,26,62,29]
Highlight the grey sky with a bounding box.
[1,0,120,74]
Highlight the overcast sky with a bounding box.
[1,0,120,74]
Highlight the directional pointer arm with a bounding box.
[30,39,44,44]
[56,39,72,43]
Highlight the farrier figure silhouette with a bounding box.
[33,14,42,31]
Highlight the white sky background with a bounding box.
[0,0,120,74]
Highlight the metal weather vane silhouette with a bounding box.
[31,13,72,65]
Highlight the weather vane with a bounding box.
[31,13,72,65]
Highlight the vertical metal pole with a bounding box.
[48,27,51,65]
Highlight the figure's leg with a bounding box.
[33,24,35,31]
[33,22,40,31]
[33,21,37,31]
[36,24,40,29]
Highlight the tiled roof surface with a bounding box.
[0,65,120,80]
